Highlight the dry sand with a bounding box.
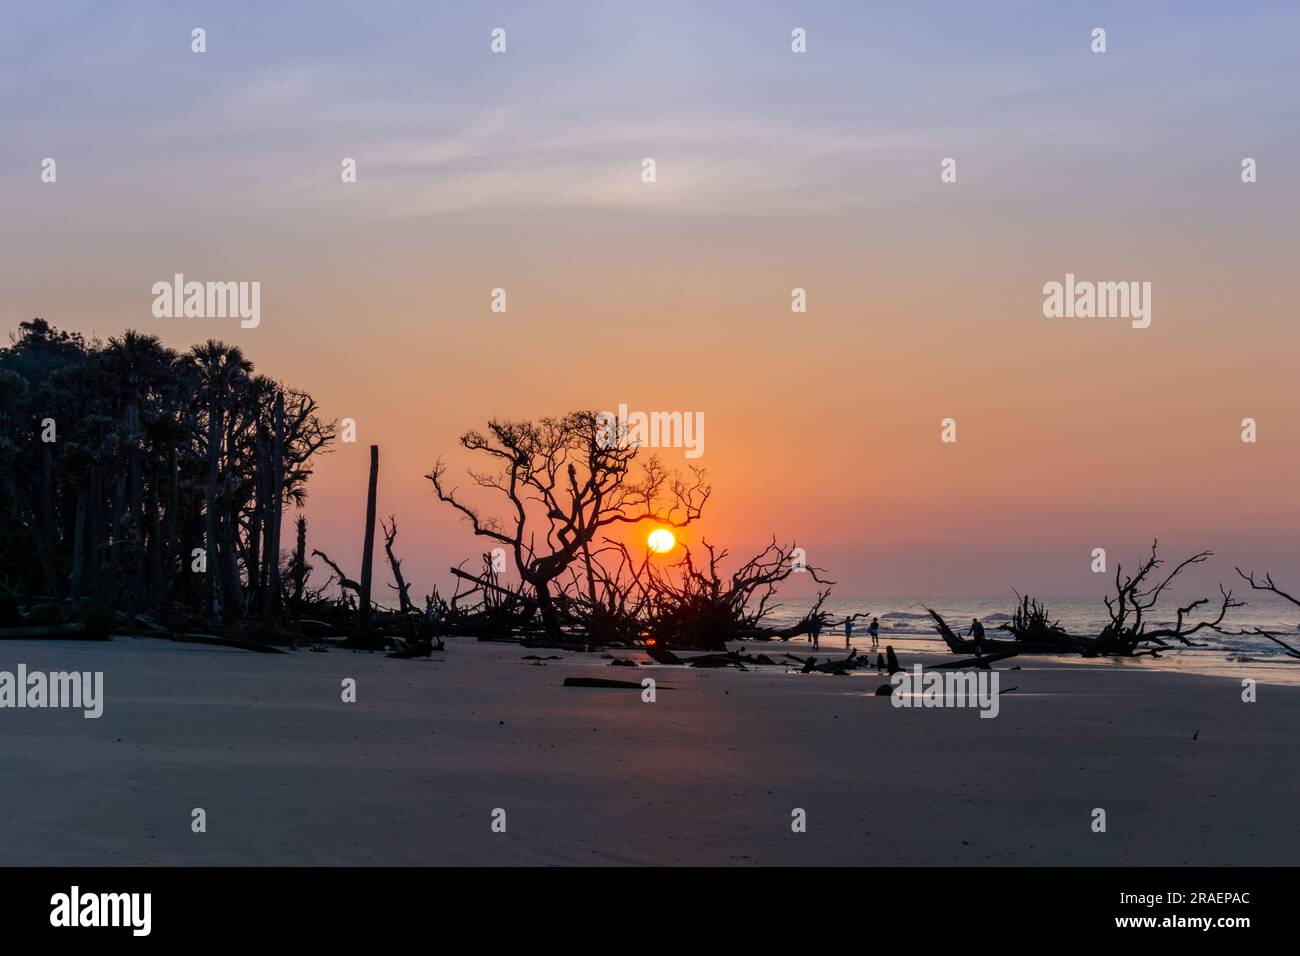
[0,636,1296,865]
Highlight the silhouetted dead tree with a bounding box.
[1095,540,1240,655]
[999,595,1083,647]
[426,561,495,634]
[381,515,413,615]
[534,537,654,646]
[766,589,835,641]
[428,410,710,641]
[1232,568,1300,659]
[312,549,360,601]
[442,555,538,638]
[630,538,833,651]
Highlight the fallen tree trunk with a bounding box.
[683,651,782,668]
[930,607,1092,655]
[563,677,656,689]
[930,649,1019,670]
[172,633,288,654]
[784,649,866,675]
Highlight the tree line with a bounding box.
[0,319,333,637]
[13,318,1289,662]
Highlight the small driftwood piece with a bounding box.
[563,676,661,689]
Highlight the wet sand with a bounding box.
[0,636,1296,865]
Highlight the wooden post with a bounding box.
[357,444,379,641]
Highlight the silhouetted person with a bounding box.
[969,617,986,654]
[868,617,880,650]
[875,652,885,673]
[810,618,822,648]
[885,645,900,675]
[844,618,854,649]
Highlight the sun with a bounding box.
[647,528,676,554]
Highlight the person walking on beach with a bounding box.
[968,617,986,654]
[844,617,854,649]
[868,616,880,650]
[810,617,822,648]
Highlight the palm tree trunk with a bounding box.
[69,487,86,599]
[127,400,145,603]
[148,463,163,609]
[87,465,103,600]
[292,515,307,613]
[106,470,126,619]
[218,415,241,635]
[40,443,61,599]
[161,447,179,606]
[203,404,223,622]
[263,391,285,621]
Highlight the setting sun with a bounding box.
[647,528,676,554]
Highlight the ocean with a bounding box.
[762,593,1300,675]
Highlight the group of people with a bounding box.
[809,613,988,655]
[808,614,879,650]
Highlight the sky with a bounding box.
[2,1,1299,599]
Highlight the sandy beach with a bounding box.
[2,637,1295,866]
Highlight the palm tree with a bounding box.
[102,332,177,607]
[180,341,253,635]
